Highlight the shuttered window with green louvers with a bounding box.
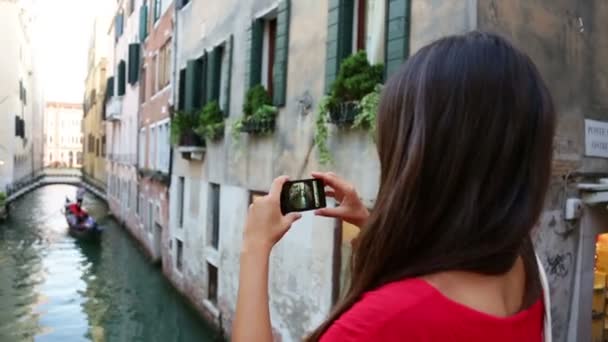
[118,61,126,96]
[128,43,141,85]
[184,59,202,113]
[385,0,411,77]
[154,0,161,22]
[106,77,115,99]
[324,0,354,93]
[246,19,264,89]
[222,35,234,116]
[272,0,290,106]
[139,4,148,42]
[206,46,223,103]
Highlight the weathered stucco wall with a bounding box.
[478,1,608,341]
[167,0,511,340]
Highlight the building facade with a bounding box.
[134,0,174,261]
[83,2,114,191]
[105,0,144,234]
[43,102,83,168]
[0,0,45,190]
[95,0,608,340]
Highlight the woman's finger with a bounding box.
[269,176,289,200]
[314,207,345,219]
[325,190,336,198]
[312,172,352,194]
[283,212,302,226]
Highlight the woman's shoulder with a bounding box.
[321,278,439,341]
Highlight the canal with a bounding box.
[0,185,218,342]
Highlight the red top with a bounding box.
[321,278,543,342]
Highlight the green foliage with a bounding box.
[0,191,6,205]
[243,84,272,117]
[314,97,332,165]
[330,51,383,103]
[353,84,382,134]
[233,86,277,142]
[171,110,199,145]
[195,101,225,141]
[314,52,383,164]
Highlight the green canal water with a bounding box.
[0,185,218,342]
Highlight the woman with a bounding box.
[233,32,555,341]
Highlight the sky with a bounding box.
[36,0,96,103]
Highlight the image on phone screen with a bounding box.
[280,179,327,214]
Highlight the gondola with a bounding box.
[64,199,102,241]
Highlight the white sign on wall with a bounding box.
[585,119,608,158]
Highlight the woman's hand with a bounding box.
[242,176,302,252]
[312,172,370,228]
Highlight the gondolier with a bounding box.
[76,185,85,207]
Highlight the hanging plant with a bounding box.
[170,110,202,146]
[314,52,383,164]
[232,85,277,141]
[195,101,225,142]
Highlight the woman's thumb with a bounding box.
[284,212,302,226]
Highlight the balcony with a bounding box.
[107,153,136,166]
[105,96,122,121]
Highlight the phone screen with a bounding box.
[280,179,327,214]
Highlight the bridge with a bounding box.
[4,168,106,206]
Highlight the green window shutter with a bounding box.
[272,0,290,106]
[385,0,411,77]
[206,46,223,103]
[222,35,233,116]
[247,19,264,88]
[118,61,126,95]
[324,0,354,93]
[154,0,161,22]
[106,77,115,98]
[139,5,148,42]
[199,54,207,107]
[184,59,202,113]
[128,43,141,85]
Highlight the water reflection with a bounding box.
[0,185,217,342]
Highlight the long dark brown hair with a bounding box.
[308,31,556,340]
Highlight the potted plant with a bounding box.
[314,51,383,164]
[171,110,204,147]
[195,101,225,142]
[233,85,278,136]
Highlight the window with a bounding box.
[178,68,186,111]
[154,0,161,22]
[207,263,218,304]
[208,183,220,249]
[176,239,183,271]
[115,10,124,40]
[128,44,141,85]
[77,152,83,165]
[140,67,147,103]
[139,128,146,168]
[177,177,185,228]
[101,136,106,156]
[151,55,158,93]
[156,121,170,172]
[136,185,141,215]
[128,0,135,15]
[148,201,154,232]
[118,60,126,95]
[247,1,290,106]
[149,126,157,169]
[158,41,172,90]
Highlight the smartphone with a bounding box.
[280,179,327,214]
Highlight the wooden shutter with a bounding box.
[206,46,222,103]
[139,4,148,43]
[385,0,411,77]
[246,19,264,88]
[118,60,126,95]
[324,0,354,92]
[222,35,233,116]
[198,54,207,107]
[184,60,202,113]
[106,77,115,98]
[128,43,141,85]
[178,69,186,111]
[272,0,290,106]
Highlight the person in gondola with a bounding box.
[76,186,86,207]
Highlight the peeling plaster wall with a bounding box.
[478,1,608,340]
